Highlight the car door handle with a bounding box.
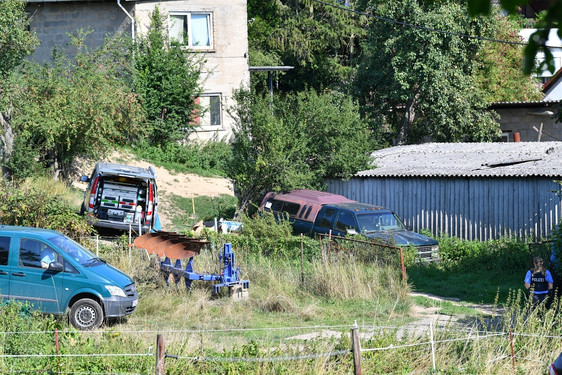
[0,271,7,275]
[12,272,26,277]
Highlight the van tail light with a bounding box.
[88,177,99,209]
[146,183,154,224]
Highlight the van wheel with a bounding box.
[70,298,103,330]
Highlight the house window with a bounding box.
[199,95,221,126]
[169,13,212,49]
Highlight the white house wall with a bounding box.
[135,0,250,142]
[326,177,562,241]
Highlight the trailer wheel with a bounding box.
[70,298,103,330]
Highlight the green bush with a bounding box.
[130,141,233,177]
[0,180,92,238]
[437,233,529,272]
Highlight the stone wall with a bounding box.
[27,1,132,63]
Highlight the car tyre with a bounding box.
[70,298,104,330]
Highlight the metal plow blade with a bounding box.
[134,231,209,259]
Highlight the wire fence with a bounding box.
[0,323,559,374]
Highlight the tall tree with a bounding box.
[474,14,543,103]
[247,0,367,93]
[0,0,39,178]
[133,7,203,146]
[354,0,500,145]
[465,0,562,76]
[229,89,373,213]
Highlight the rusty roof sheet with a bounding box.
[357,142,562,178]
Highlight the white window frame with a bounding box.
[169,12,213,50]
[198,94,222,128]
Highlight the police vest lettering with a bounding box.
[531,271,549,292]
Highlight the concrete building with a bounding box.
[490,100,561,142]
[26,0,250,141]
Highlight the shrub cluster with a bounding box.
[437,233,531,272]
[0,179,92,238]
[131,141,233,177]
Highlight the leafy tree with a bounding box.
[475,15,543,103]
[247,0,367,93]
[133,6,203,146]
[466,0,562,75]
[0,0,39,178]
[228,89,373,213]
[9,31,145,180]
[0,0,39,79]
[354,0,500,145]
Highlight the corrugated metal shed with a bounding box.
[327,142,562,241]
[357,142,562,178]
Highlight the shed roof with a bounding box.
[357,142,562,178]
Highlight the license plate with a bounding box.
[132,299,138,307]
[108,209,124,217]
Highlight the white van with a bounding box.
[80,163,159,233]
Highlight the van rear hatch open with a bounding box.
[84,163,158,233]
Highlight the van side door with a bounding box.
[10,238,65,314]
[0,236,11,299]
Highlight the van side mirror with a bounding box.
[80,175,90,183]
[48,262,64,273]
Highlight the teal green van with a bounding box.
[0,226,138,330]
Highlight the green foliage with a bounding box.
[229,89,373,212]
[354,0,501,144]
[0,180,92,238]
[247,0,367,93]
[551,221,562,274]
[130,140,233,177]
[0,0,39,79]
[466,0,562,75]
[409,234,534,303]
[169,194,238,230]
[10,31,145,180]
[474,15,543,103]
[133,6,202,146]
[437,233,529,272]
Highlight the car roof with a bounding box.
[327,202,391,212]
[270,189,354,205]
[96,162,156,180]
[0,225,62,237]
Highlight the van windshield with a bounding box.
[357,212,406,233]
[48,235,104,267]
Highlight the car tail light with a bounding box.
[88,177,99,209]
[146,183,154,224]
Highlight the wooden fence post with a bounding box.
[156,334,165,375]
[301,234,305,284]
[399,247,407,282]
[351,324,362,375]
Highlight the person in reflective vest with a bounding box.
[524,256,553,305]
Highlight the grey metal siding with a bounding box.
[326,177,562,241]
